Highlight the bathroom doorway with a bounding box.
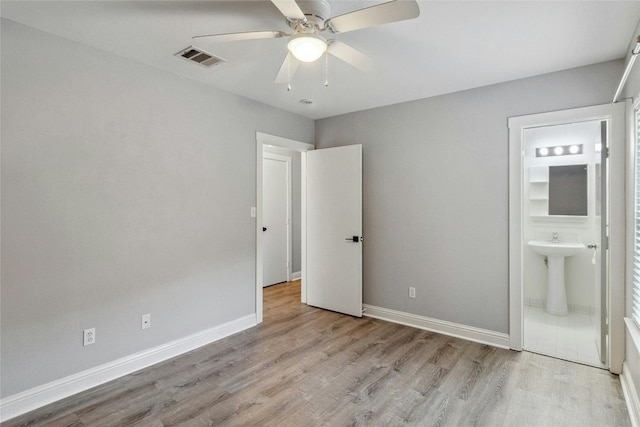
[508,103,626,373]
[521,120,605,367]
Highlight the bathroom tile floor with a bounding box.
[523,305,605,368]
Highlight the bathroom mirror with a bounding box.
[548,164,588,216]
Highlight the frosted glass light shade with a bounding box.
[288,34,327,63]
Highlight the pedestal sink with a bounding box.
[527,240,585,315]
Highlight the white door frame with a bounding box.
[263,152,293,285]
[256,132,314,323]
[508,102,626,373]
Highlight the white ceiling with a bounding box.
[2,1,640,120]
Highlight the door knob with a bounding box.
[263,227,267,232]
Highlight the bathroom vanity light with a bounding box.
[536,144,583,157]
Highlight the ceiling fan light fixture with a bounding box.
[288,33,327,63]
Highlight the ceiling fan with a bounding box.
[193,0,420,87]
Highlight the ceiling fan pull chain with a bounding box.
[324,50,329,87]
[287,53,292,91]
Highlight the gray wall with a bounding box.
[316,60,623,334]
[0,19,314,397]
[263,146,302,274]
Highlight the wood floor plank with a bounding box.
[2,280,630,427]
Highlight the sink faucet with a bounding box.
[551,232,559,243]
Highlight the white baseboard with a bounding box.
[622,361,640,427]
[0,314,256,423]
[363,304,510,349]
[290,271,301,281]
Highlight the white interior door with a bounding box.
[263,154,290,287]
[306,144,362,317]
[598,120,608,364]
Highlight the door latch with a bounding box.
[345,236,360,242]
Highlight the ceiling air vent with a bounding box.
[175,46,225,68]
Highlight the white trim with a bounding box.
[626,317,640,362]
[508,115,524,350]
[625,315,640,427]
[508,103,626,372]
[256,138,264,322]
[363,304,510,349]
[290,271,301,281]
[0,314,256,423]
[608,102,628,374]
[263,152,293,283]
[301,152,307,303]
[622,361,640,427]
[257,132,314,153]
[256,132,313,322]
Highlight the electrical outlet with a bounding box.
[83,328,95,346]
[409,287,416,299]
[141,313,151,330]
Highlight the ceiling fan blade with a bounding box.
[193,30,287,42]
[328,41,375,73]
[271,0,307,21]
[325,0,420,34]
[275,53,300,84]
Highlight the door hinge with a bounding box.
[604,147,610,158]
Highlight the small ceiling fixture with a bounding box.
[299,98,314,105]
[288,33,327,63]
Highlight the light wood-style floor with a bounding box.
[3,281,630,426]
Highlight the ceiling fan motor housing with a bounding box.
[288,0,332,31]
